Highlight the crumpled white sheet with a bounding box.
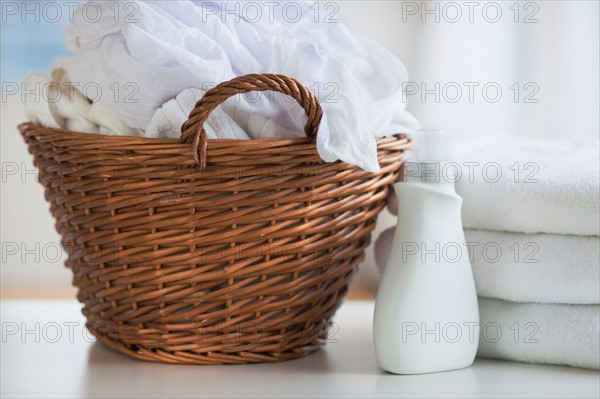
[54,0,419,172]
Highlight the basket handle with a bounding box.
[180,74,323,168]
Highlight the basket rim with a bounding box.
[19,122,315,145]
[19,122,411,154]
[19,122,409,143]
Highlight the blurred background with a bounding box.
[1,0,599,299]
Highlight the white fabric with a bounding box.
[146,88,292,140]
[466,229,599,304]
[23,73,64,129]
[23,70,140,136]
[146,88,249,140]
[449,135,600,236]
[50,68,99,133]
[53,0,419,172]
[477,298,600,370]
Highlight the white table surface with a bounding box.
[1,300,598,398]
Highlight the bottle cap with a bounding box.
[411,129,446,162]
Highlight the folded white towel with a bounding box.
[53,0,419,171]
[465,229,600,305]
[375,227,600,304]
[477,298,599,370]
[22,73,64,129]
[146,87,296,140]
[146,88,250,140]
[449,135,600,236]
[54,68,141,136]
[23,70,140,137]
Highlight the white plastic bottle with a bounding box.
[373,130,479,374]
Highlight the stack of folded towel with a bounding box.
[376,135,600,370]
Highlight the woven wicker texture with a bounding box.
[20,74,410,364]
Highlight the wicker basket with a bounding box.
[20,74,410,364]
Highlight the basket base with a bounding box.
[88,324,324,365]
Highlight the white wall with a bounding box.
[2,1,599,299]
[337,0,599,139]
